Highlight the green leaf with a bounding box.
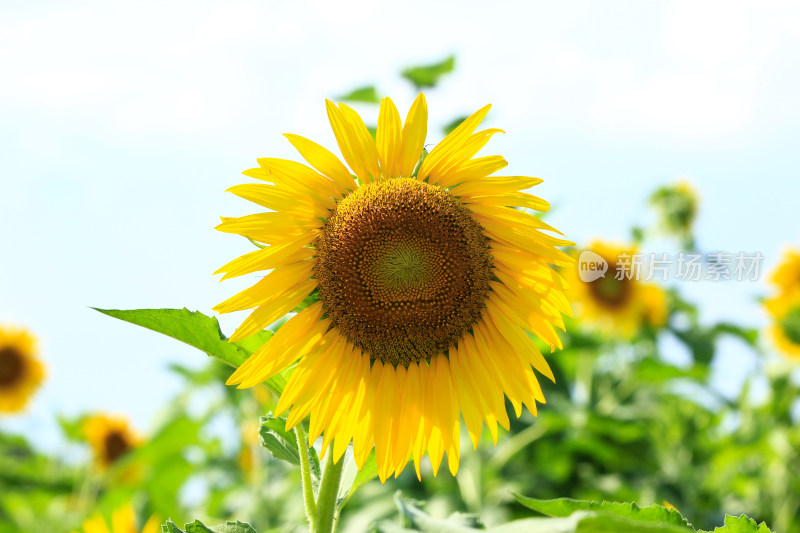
[165,520,257,533]
[258,414,320,479]
[57,414,88,441]
[258,414,300,466]
[711,323,759,347]
[184,521,215,533]
[401,55,455,89]
[337,85,381,103]
[442,116,468,136]
[411,149,428,179]
[635,358,708,383]
[94,308,285,395]
[163,521,186,533]
[348,451,378,500]
[383,492,483,532]
[699,515,774,533]
[338,450,378,509]
[512,495,694,532]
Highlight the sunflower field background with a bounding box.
[2,2,799,533]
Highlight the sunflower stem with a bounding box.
[294,424,318,530]
[314,450,345,533]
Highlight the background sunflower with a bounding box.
[0,325,45,414]
[83,414,139,468]
[73,504,159,533]
[566,241,667,338]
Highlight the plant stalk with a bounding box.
[294,424,318,530]
[314,450,345,533]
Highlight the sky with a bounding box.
[1,0,799,445]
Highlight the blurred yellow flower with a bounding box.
[0,325,45,414]
[764,290,800,360]
[768,246,800,294]
[73,504,159,533]
[215,94,572,481]
[84,414,139,468]
[568,241,668,337]
[641,284,669,329]
[238,418,261,475]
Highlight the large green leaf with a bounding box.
[401,55,455,89]
[514,494,694,532]
[94,308,285,395]
[375,494,704,533]
[699,515,774,533]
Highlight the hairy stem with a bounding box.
[294,424,318,530]
[315,450,345,533]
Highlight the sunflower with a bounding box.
[567,241,667,337]
[84,414,139,468]
[768,246,800,294]
[215,94,572,481]
[764,289,800,361]
[73,504,159,533]
[0,325,45,414]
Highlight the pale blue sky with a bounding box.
[2,0,799,444]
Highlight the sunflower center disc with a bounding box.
[104,431,132,464]
[780,306,800,345]
[587,270,632,309]
[315,178,492,366]
[0,347,23,386]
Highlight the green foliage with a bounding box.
[165,519,258,533]
[259,414,321,481]
[401,55,455,89]
[513,495,693,530]
[442,116,468,136]
[93,308,285,395]
[374,495,774,533]
[337,86,381,103]
[339,452,379,510]
[699,515,774,533]
[372,493,483,532]
[649,182,699,249]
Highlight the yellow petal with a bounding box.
[229,279,317,341]
[213,261,314,314]
[376,97,403,179]
[226,183,331,219]
[452,175,543,197]
[399,93,427,178]
[374,363,399,482]
[418,103,491,180]
[214,232,317,281]
[436,155,507,189]
[283,133,356,191]
[464,191,550,212]
[426,128,503,186]
[227,304,327,387]
[215,213,321,243]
